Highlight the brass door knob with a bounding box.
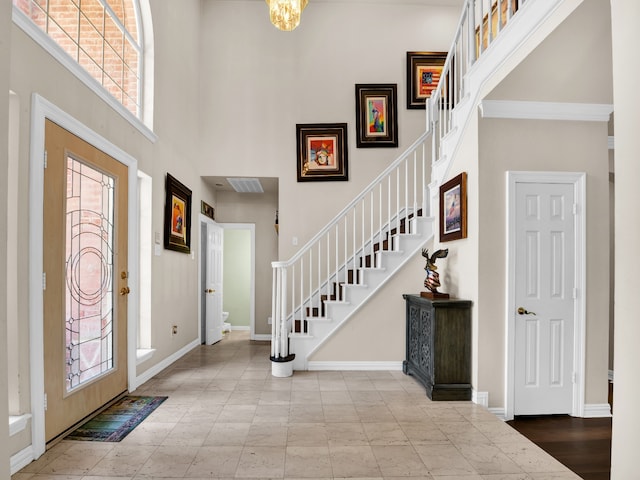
[204,289,215,293]
[517,307,536,315]
[120,286,130,295]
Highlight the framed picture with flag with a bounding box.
[406,51,447,109]
[355,84,398,148]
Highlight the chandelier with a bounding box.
[265,0,309,31]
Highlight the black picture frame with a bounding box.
[296,123,349,182]
[164,173,192,253]
[355,84,398,148]
[406,51,448,110]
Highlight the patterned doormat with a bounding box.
[65,395,168,442]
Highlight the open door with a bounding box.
[203,219,223,344]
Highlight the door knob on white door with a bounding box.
[517,307,536,315]
[204,289,215,293]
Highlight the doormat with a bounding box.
[65,395,168,442]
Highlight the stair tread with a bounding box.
[289,333,314,339]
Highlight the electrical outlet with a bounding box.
[172,325,178,335]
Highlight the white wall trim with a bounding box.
[307,361,403,371]
[583,403,612,418]
[609,369,614,382]
[473,390,489,408]
[12,7,157,143]
[608,136,615,150]
[136,348,156,365]
[252,333,270,341]
[133,339,199,389]
[8,414,31,437]
[10,446,34,475]
[489,408,507,421]
[505,171,586,421]
[29,94,140,459]
[479,100,614,122]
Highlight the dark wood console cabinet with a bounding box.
[402,294,472,401]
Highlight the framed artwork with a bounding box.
[201,200,215,221]
[439,172,467,242]
[355,84,398,148]
[296,123,349,182]
[164,173,192,253]
[406,51,447,109]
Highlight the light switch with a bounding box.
[292,236,298,246]
[154,231,161,244]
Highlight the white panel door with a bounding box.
[205,222,224,345]
[514,182,575,415]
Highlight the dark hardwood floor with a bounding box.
[507,383,613,479]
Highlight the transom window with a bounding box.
[13,0,142,117]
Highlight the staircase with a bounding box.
[271,0,572,373]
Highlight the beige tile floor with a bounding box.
[13,331,581,479]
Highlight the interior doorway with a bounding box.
[220,224,256,338]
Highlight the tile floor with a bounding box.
[13,331,581,479]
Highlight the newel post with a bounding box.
[270,261,295,377]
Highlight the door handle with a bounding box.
[517,307,536,316]
[204,289,215,293]
[120,286,130,296]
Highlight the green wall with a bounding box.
[223,229,251,327]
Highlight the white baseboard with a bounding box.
[251,334,271,341]
[583,403,612,418]
[472,391,506,420]
[489,408,507,420]
[11,445,34,475]
[307,361,403,371]
[231,325,249,331]
[466,396,611,420]
[473,390,489,408]
[131,339,199,391]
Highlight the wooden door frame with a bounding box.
[28,94,139,457]
[505,171,586,421]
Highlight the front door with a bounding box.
[43,119,129,442]
[513,180,576,415]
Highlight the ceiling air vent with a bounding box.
[227,178,264,193]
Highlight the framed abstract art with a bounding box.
[355,84,398,148]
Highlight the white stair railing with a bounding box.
[271,0,528,370]
[430,0,526,172]
[271,134,431,365]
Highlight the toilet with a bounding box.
[222,312,230,333]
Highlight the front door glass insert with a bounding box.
[65,156,115,392]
